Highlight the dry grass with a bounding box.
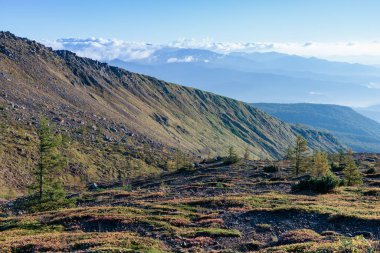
[0,231,167,252]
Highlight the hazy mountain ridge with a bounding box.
[104,48,380,106]
[355,104,380,123]
[252,103,380,152]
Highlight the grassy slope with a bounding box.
[0,32,342,194]
[253,103,380,152]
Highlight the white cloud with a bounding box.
[366,82,380,89]
[167,56,196,63]
[41,37,380,64]
[309,91,324,96]
[43,38,157,61]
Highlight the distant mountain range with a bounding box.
[253,103,380,152]
[104,48,380,107]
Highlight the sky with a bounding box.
[2,0,380,63]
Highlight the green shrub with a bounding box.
[331,163,344,172]
[292,173,340,194]
[178,164,196,173]
[366,167,376,174]
[223,146,240,165]
[263,165,279,173]
[223,156,240,165]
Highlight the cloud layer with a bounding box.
[43,38,380,64]
[45,38,157,61]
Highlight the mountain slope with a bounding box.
[253,103,380,152]
[355,104,380,123]
[0,32,342,194]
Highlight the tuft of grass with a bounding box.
[278,229,322,244]
[255,223,272,232]
[182,228,241,238]
[260,235,377,253]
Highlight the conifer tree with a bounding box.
[289,135,309,176]
[29,119,72,211]
[310,151,330,177]
[174,148,189,170]
[338,149,346,168]
[375,159,380,172]
[343,149,363,186]
[225,146,239,164]
[243,146,251,160]
[175,148,182,170]
[284,145,294,160]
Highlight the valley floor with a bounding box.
[1,160,379,252]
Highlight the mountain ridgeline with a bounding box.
[108,47,380,106]
[0,32,342,193]
[253,103,380,152]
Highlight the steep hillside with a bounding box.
[0,32,342,194]
[253,103,380,152]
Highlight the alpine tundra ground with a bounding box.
[1,159,379,252]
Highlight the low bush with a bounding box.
[178,164,196,173]
[223,147,240,165]
[263,165,279,173]
[331,163,344,172]
[223,157,240,165]
[278,229,321,244]
[366,167,376,174]
[292,173,340,194]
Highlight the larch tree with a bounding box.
[29,119,72,211]
[310,151,331,177]
[343,149,363,186]
[338,149,346,168]
[225,146,239,164]
[243,146,251,160]
[284,145,294,160]
[375,159,380,172]
[290,135,309,176]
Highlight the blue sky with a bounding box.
[1,0,380,43]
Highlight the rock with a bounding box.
[52,117,64,124]
[109,127,118,133]
[88,182,98,191]
[66,193,80,199]
[103,135,112,142]
[10,102,19,109]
